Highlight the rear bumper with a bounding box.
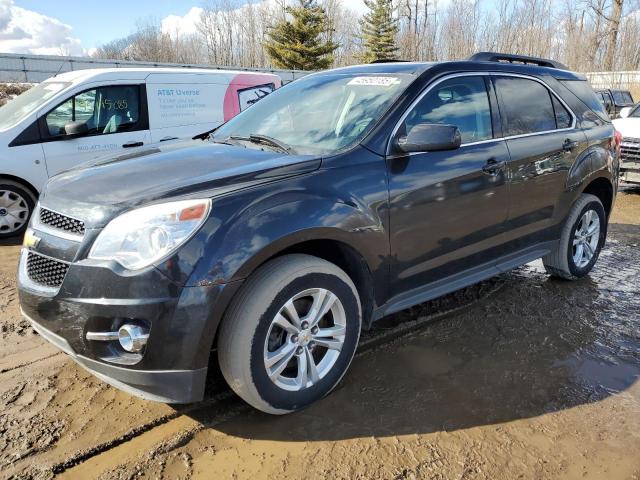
[23,308,207,403]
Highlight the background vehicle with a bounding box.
[596,88,635,118]
[613,103,640,184]
[0,68,280,237]
[18,53,618,415]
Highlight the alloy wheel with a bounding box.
[263,288,346,391]
[572,209,600,268]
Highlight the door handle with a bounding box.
[482,158,506,174]
[122,141,144,148]
[563,139,578,152]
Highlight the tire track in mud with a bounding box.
[53,276,507,477]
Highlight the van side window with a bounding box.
[495,77,560,136]
[45,85,141,138]
[403,76,493,144]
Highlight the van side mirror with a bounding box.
[619,107,632,118]
[64,121,89,138]
[395,124,462,153]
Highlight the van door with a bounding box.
[39,84,149,176]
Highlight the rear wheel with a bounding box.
[543,193,606,280]
[0,180,35,238]
[218,254,361,414]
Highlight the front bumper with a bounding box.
[22,308,206,403]
[18,235,239,403]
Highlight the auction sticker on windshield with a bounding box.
[347,76,401,87]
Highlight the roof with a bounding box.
[321,56,585,81]
[46,67,281,84]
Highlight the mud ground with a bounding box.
[1,188,639,480]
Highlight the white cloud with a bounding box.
[161,6,204,37]
[0,0,83,55]
[159,0,368,40]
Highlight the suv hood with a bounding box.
[40,142,320,227]
[612,117,640,139]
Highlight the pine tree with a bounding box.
[359,0,399,63]
[264,0,338,70]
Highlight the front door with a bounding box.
[387,75,510,297]
[39,84,149,177]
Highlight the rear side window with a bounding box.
[403,76,493,144]
[495,77,561,136]
[552,96,572,129]
[560,80,609,121]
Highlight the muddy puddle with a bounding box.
[1,189,640,479]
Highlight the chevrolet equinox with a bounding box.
[18,53,620,414]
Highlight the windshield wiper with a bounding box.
[228,134,295,154]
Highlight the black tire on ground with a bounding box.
[543,193,606,280]
[0,180,36,239]
[217,254,362,414]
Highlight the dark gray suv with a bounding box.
[18,52,619,414]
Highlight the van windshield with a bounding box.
[0,81,70,131]
[213,73,414,155]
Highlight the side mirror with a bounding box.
[395,124,462,153]
[619,107,632,118]
[64,121,88,138]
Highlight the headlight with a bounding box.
[89,199,211,270]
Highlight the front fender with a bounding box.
[157,162,390,300]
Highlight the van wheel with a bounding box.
[218,254,361,414]
[0,180,35,238]
[543,193,606,280]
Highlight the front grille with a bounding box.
[26,251,69,288]
[621,137,640,163]
[39,208,85,236]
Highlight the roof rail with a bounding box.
[468,52,567,70]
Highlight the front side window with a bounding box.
[213,73,414,155]
[45,85,141,137]
[496,77,570,136]
[402,76,493,144]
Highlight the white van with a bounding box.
[0,68,281,237]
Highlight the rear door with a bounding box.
[387,74,510,296]
[39,84,149,176]
[493,75,588,247]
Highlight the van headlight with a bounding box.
[89,199,211,270]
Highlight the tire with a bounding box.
[218,254,362,414]
[0,180,36,239]
[543,193,606,280]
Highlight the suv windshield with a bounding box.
[0,81,70,131]
[213,73,414,155]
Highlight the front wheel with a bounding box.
[543,193,606,280]
[218,254,361,414]
[0,180,36,238]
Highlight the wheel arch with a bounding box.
[580,176,614,219]
[0,174,39,203]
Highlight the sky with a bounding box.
[0,0,368,56]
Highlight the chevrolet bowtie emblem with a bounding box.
[23,229,41,249]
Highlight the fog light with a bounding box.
[118,324,149,353]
